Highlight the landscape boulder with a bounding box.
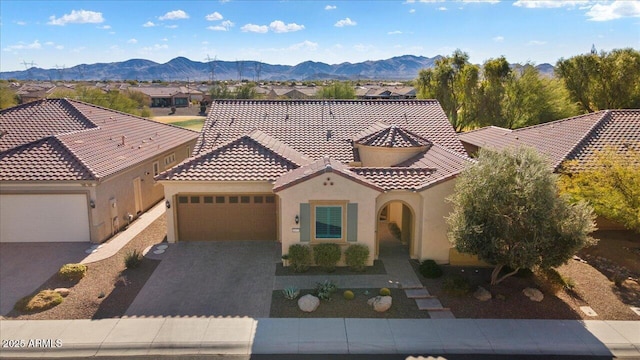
[474,286,492,301]
[523,287,544,302]
[54,288,70,297]
[298,294,320,312]
[367,295,392,312]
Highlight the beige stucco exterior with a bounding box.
[276,172,381,266]
[418,179,457,264]
[355,144,426,167]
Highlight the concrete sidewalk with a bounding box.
[1,318,638,358]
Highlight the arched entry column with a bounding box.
[375,192,422,260]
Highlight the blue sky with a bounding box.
[1,0,639,72]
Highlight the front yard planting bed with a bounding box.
[270,288,429,319]
[275,260,386,276]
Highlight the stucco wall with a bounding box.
[161,181,275,243]
[276,172,380,265]
[418,179,456,264]
[356,144,425,167]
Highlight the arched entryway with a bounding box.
[376,200,415,258]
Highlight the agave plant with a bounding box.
[282,286,300,300]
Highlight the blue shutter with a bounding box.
[300,203,310,242]
[347,203,358,242]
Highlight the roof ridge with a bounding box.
[51,134,99,180]
[461,125,511,135]
[556,110,611,171]
[247,129,312,166]
[512,110,608,133]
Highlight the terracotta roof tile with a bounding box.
[354,123,432,148]
[459,110,640,170]
[196,100,465,162]
[157,133,301,182]
[350,168,436,191]
[0,99,199,181]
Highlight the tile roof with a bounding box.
[273,156,384,193]
[354,123,432,148]
[458,110,640,170]
[196,100,466,162]
[157,130,306,182]
[0,99,199,182]
[350,168,437,191]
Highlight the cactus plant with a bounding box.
[282,286,300,300]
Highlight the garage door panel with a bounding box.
[177,194,276,241]
[0,194,90,243]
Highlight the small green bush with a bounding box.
[124,249,143,269]
[343,290,355,300]
[58,263,87,281]
[344,244,369,272]
[289,244,313,273]
[313,243,342,272]
[15,290,63,313]
[442,274,472,296]
[388,222,402,240]
[282,286,300,300]
[419,260,443,279]
[379,288,391,296]
[315,280,337,301]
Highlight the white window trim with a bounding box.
[153,161,160,176]
[164,153,176,167]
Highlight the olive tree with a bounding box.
[447,147,596,285]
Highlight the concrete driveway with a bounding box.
[126,241,280,318]
[0,243,88,315]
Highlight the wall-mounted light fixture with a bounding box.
[165,200,171,209]
[89,200,95,208]
[295,215,300,225]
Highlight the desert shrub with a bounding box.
[419,259,443,278]
[536,268,575,294]
[313,243,342,272]
[344,244,369,272]
[343,290,355,300]
[289,244,313,273]
[282,286,300,300]
[388,222,402,240]
[442,274,472,296]
[124,249,143,269]
[15,290,63,313]
[315,280,337,301]
[379,288,391,296]
[58,263,87,281]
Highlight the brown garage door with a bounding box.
[177,194,277,241]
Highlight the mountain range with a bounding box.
[0,55,554,82]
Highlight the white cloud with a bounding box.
[438,6,447,10]
[143,21,156,27]
[55,45,64,50]
[325,5,337,10]
[528,40,547,45]
[513,0,590,9]
[71,46,86,53]
[289,40,319,51]
[409,8,416,13]
[99,25,111,29]
[45,41,55,46]
[141,44,169,52]
[461,0,500,3]
[241,23,269,33]
[15,21,27,25]
[205,12,223,21]
[586,1,640,21]
[3,40,42,51]
[269,20,305,33]
[48,10,104,26]
[354,43,374,52]
[335,17,357,27]
[127,38,138,44]
[493,35,504,42]
[159,10,189,20]
[166,25,178,29]
[161,38,169,41]
[388,30,403,35]
[207,20,235,31]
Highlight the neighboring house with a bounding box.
[0,99,199,243]
[459,109,640,230]
[130,86,201,108]
[266,86,319,99]
[16,83,57,104]
[157,100,473,264]
[356,86,416,100]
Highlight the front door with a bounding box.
[133,177,143,214]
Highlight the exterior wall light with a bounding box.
[165,200,171,209]
[295,215,299,225]
[89,200,95,208]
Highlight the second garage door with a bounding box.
[177,194,276,241]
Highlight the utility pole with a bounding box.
[205,54,216,84]
[21,60,36,80]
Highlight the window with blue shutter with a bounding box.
[315,206,342,239]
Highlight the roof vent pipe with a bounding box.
[121,135,126,146]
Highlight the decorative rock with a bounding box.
[523,287,544,302]
[298,294,320,312]
[55,288,70,297]
[474,286,492,301]
[367,295,392,312]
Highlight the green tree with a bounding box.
[559,147,640,232]
[209,83,232,99]
[447,147,596,285]
[234,83,258,99]
[0,82,19,109]
[416,50,479,131]
[556,48,640,112]
[48,86,151,117]
[476,57,512,128]
[318,82,355,99]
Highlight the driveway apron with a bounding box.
[0,242,87,315]
[125,241,280,318]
